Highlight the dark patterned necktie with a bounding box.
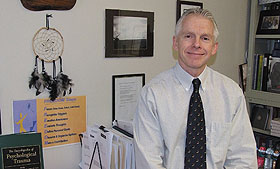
[184,78,206,169]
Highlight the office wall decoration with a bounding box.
[29,14,73,101]
[112,73,145,122]
[105,9,154,57]
[176,0,203,22]
[257,10,280,34]
[20,0,76,11]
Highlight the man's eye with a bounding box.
[184,35,191,38]
[202,37,210,41]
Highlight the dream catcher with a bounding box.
[29,14,73,101]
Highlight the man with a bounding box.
[133,8,257,169]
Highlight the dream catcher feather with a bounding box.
[49,57,73,101]
[29,14,73,101]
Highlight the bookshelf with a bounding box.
[246,0,280,136]
[246,2,280,167]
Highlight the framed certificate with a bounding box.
[112,73,145,122]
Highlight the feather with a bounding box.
[29,56,50,96]
[49,79,59,101]
[56,72,74,97]
[29,68,44,96]
[40,71,53,90]
[48,57,74,101]
[28,68,40,89]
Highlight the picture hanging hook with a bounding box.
[46,14,53,30]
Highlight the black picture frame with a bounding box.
[176,0,203,22]
[105,9,154,57]
[112,73,145,122]
[257,10,280,34]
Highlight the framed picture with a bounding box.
[257,10,280,34]
[105,9,154,57]
[112,73,145,122]
[176,0,203,22]
[238,63,248,93]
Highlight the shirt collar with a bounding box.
[174,62,208,92]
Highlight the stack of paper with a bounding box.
[270,119,280,137]
[79,124,135,169]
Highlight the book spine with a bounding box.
[253,54,259,90]
[270,131,280,137]
[271,120,280,126]
[257,55,264,91]
[262,53,271,91]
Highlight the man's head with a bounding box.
[175,8,219,42]
[173,8,219,77]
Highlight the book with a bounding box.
[252,54,260,90]
[251,106,270,130]
[0,132,44,169]
[267,57,280,93]
[270,131,280,137]
[257,54,264,91]
[271,119,280,126]
[261,53,271,91]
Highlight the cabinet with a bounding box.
[246,0,280,136]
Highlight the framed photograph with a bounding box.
[105,9,154,57]
[257,10,280,34]
[176,0,203,22]
[112,73,145,122]
[239,63,248,93]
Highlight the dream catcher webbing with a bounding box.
[29,14,73,101]
[33,14,64,62]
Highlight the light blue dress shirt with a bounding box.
[133,63,257,169]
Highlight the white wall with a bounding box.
[0,0,249,168]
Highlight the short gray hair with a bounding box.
[175,8,219,42]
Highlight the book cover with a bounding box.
[267,57,280,93]
[0,132,44,169]
[251,106,270,130]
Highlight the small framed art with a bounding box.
[176,0,203,22]
[105,9,154,57]
[257,10,280,34]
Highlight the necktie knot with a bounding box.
[192,78,201,92]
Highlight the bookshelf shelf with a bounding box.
[256,35,280,39]
[253,127,271,135]
[246,90,280,108]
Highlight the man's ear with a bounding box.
[211,42,218,56]
[172,36,178,51]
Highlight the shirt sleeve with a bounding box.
[223,94,258,168]
[133,86,167,169]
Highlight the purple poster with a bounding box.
[13,99,37,133]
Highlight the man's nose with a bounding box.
[193,37,201,48]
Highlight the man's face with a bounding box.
[173,14,218,77]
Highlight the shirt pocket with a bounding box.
[206,122,231,164]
